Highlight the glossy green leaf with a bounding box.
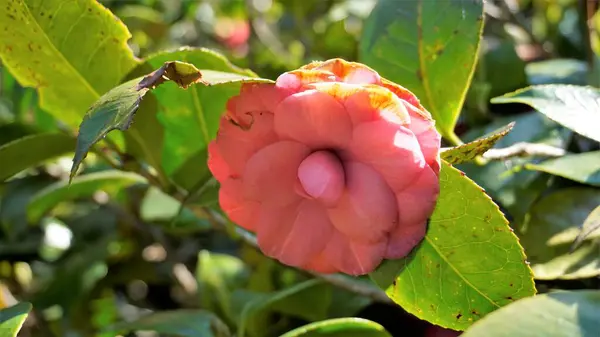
[27,171,147,223]
[492,85,600,142]
[104,310,231,337]
[572,206,600,251]
[0,302,32,337]
[461,290,600,337]
[280,318,392,337]
[139,48,272,179]
[519,188,600,280]
[371,162,535,331]
[525,151,600,187]
[0,133,76,181]
[0,0,138,128]
[360,0,484,142]
[525,59,588,85]
[441,122,514,165]
[238,279,332,337]
[70,60,205,180]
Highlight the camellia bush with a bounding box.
[0,0,599,336]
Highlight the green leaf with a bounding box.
[140,187,212,233]
[519,188,600,280]
[370,162,536,331]
[360,0,484,143]
[572,205,600,251]
[0,133,76,181]
[70,60,205,180]
[27,170,147,223]
[280,318,392,337]
[139,48,271,179]
[196,250,249,324]
[441,122,514,165]
[238,279,332,337]
[525,59,588,85]
[524,151,600,187]
[461,290,600,337]
[491,85,600,142]
[0,0,139,128]
[0,302,32,337]
[104,310,231,337]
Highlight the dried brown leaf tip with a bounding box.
[137,61,206,91]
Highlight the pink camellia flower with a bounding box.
[208,59,441,275]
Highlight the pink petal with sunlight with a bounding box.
[328,162,398,243]
[405,102,441,173]
[385,221,427,259]
[208,141,232,182]
[274,90,352,149]
[396,166,440,225]
[350,121,426,191]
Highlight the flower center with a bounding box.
[297,150,345,206]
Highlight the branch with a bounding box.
[482,142,566,160]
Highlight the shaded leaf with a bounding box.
[458,112,571,223]
[525,59,588,85]
[0,302,32,337]
[196,250,249,324]
[441,122,514,165]
[27,170,147,223]
[491,85,600,142]
[360,0,484,142]
[572,206,600,251]
[461,290,600,337]
[520,188,600,280]
[238,279,332,337]
[70,61,205,180]
[524,151,600,187]
[0,0,138,128]
[371,162,536,331]
[280,318,392,337]
[104,310,231,337]
[0,133,76,181]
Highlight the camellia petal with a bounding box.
[216,112,278,176]
[210,58,441,276]
[219,178,260,231]
[396,166,440,225]
[243,140,310,206]
[324,232,387,276]
[297,151,345,206]
[274,90,352,149]
[328,162,398,243]
[256,200,334,267]
[350,121,426,191]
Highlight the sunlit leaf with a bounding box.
[280,318,392,337]
[371,162,536,331]
[461,291,600,337]
[572,206,600,251]
[0,0,139,128]
[492,85,600,142]
[0,302,32,337]
[360,0,484,143]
